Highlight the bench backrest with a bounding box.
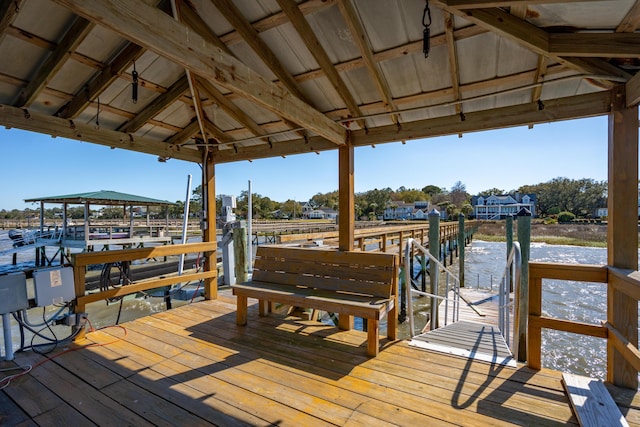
[252,246,398,299]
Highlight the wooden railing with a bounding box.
[72,242,217,326]
[528,262,640,386]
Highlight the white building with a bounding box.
[472,194,536,220]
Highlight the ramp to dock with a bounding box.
[409,320,516,367]
[408,287,516,367]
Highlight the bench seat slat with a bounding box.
[251,270,392,298]
[233,281,393,320]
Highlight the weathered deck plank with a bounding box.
[1,291,638,427]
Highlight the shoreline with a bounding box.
[474,221,611,248]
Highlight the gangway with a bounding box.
[403,238,521,366]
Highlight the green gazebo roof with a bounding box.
[24,190,174,206]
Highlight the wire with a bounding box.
[0,365,32,390]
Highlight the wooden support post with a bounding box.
[233,227,248,283]
[506,214,514,291]
[203,153,218,300]
[458,213,465,288]
[338,141,354,251]
[428,209,440,330]
[517,207,531,363]
[607,85,639,389]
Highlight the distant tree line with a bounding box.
[0,177,609,221]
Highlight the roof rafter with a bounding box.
[197,77,267,138]
[431,2,630,80]
[548,33,640,58]
[337,0,398,124]
[212,0,307,102]
[0,0,23,45]
[618,0,640,32]
[276,0,366,130]
[15,16,94,108]
[211,91,612,163]
[58,42,146,119]
[442,0,601,7]
[626,73,640,107]
[0,103,201,162]
[54,0,347,146]
[444,12,463,117]
[118,74,190,134]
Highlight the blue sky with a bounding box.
[0,115,609,210]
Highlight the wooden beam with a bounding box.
[55,0,347,146]
[276,0,366,130]
[625,71,640,107]
[15,17,93,107]
[548,33,640,58]
[118,74,189,133]
[338,140,354,251]
[210,91,612,163]
[212,0,307,102]
[618,0,640,33]
[203,153,217,299]
[165,119,200,146]
[432,3,630,79]
[219,0,336,47]
[442,0,598,7]
[352,90,612,147]
[0,103,201,162]
[607,85,639,389]
[294,25,488,84]
[0,0,23,45]
[444,12,463,116]
[337,0,398,123]
[58,42,145,119]
[178,1,234,56]
[197,78,266,137]
[204,119,234,144]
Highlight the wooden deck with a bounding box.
[2,290,639,426]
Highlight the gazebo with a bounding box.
[0,0,639,391]
[24,190,174,254]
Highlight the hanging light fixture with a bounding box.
[422,0,431,58]
[131,61,139,103]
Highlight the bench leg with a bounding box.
[338,314,353,331]
[258,299,269,316]
[367,318,379,357]
[236,295,248,326]
[388,303,397,341]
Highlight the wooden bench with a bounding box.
[232,246,398,356]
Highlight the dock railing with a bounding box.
[528,262,640,387]
[498,242,521,356]
[404,238,461,337]
[71,242,217,337]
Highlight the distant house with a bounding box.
[384,201,431,220]
[472,193,536,220]
[305,206,338,220]
[595,190,640,218]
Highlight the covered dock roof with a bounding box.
[0,0,636,163]
[24,190,174,206]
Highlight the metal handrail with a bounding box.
[404,238,462,337]
[497,242,521,356]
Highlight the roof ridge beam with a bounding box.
[54,0,347,146]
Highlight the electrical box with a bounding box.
[0,272,29,314]
[33,267,75,307]
[222,195,236,208]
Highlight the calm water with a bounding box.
[0,230,627,380]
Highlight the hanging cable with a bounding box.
[132,61,139,103]
[95,97,100,128]
[422,0,432,58]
